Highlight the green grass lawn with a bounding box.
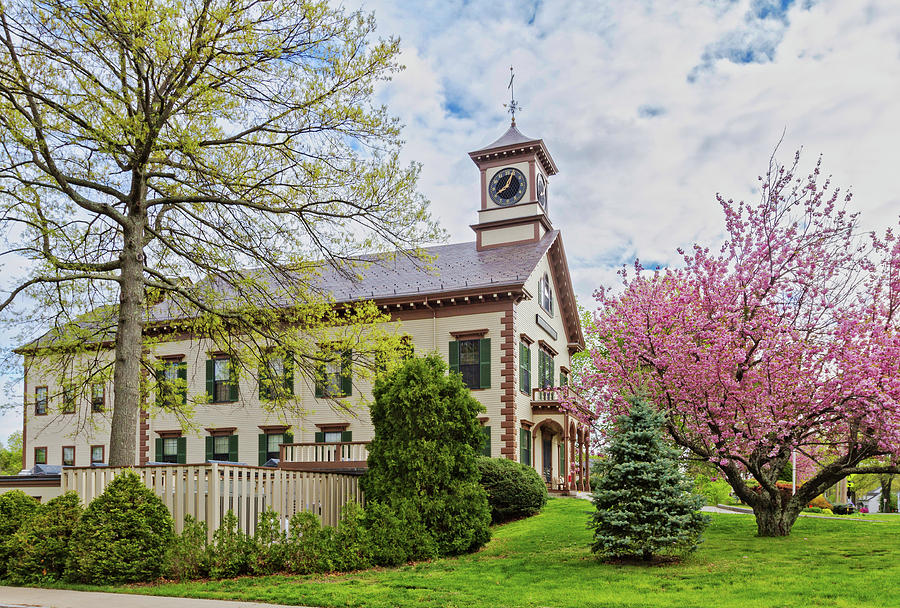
[56,499,900,607]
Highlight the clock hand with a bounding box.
[496,173,514,195]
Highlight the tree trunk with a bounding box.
[880,475,894,513]
[108,208,147,467]
[752,502,799,537]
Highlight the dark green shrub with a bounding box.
[832,503,857,515]
[207,510,253,579]
[250,508,286,575]
[589,398,709,562]
[476,456,547,523]
[65,471,174,584]
[0,490,40,568]
[803,507,822,514]
[285,510,324,574]
[362,354,491,556]
[6,492,82,584]
[323,502,370,572]
[165,515,209,581]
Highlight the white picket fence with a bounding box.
[61,463,363,539]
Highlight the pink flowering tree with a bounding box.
[575,152,900,536]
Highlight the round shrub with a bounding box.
[66,471,174,584]
[6,492,82,584]
[821,508,834,515]
[808,495,832,510]
[0,490,40,567]
[477,456,547,523]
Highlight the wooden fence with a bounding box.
[61,463,362,539]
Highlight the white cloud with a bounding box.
[3,0,899,434]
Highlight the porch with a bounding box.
[530,387,593,495]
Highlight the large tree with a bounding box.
[0,0,441,465]
[574,151,900,536]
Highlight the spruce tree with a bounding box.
[589,398,709,562]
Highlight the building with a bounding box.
[15,120,594,494]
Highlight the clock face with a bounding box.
[489,167,527,206]
[536,173,548,208]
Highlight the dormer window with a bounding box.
[539,273,553,315]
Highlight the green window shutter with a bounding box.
[228,360,238,402]
[228,435,239,462]
[205,436,214,462]
[258,433,268,465]
[314,360,324,398]
[481,426,491,457]
[519,428,526,464]
[258,363,267,401]
[519,342,531,395]
[205,360,215,401]
[340,430,352,442]
[284,356,294,396]
[178,363,188,405]
[283,430,293,444]
[177,437,187,464]
[155,367,163,408]
[448,340,459,374]
[341,351,352,397]
[479,338,491,389]
[314,431,325,443]
[155,438,163,462]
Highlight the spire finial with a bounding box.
[503,65,522,126]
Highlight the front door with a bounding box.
[543,438,552,482]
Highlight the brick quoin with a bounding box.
[500,305,517,460]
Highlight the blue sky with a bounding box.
[2,0,899,442]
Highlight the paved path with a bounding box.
[0,586,309,608]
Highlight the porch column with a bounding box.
[577,428,584,492]
[568,429,575,491]
[583,427,591,493]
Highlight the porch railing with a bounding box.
[279,441,369,471]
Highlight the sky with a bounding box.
[2,0,899,443]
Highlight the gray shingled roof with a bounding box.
[20,232,557,349]
[318,230,558,302]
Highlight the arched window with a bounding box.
[539,273,553,315]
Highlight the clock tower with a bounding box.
[468,121,558,251]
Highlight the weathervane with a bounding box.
[503,65,522,126]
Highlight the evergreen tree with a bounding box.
[361,354,491,557]
[589,398,708,561]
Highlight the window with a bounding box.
[449,338,491,390]
[35,386,48,416]
[258,430,293,465]
[62,387,76,414]
[519,427,532,465]
[205,434,238,462]
[206,357,237,403]
[539,273,553,315]
[375,336,414,374]
[313,429,351,443]
[315,351,351,398]
[214,436,230,461]
[90,445,105,464]
[157,360,187,408]
[560,369,569,387]
[162,438,179,463]
[155,436,186,464]
[538,348,554,389]
[91,383,105,412]
[62,446,75,467]
[34,446,47,465]
[259,353,293,401]
[519,341,532,395]
[481,426,491,457]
